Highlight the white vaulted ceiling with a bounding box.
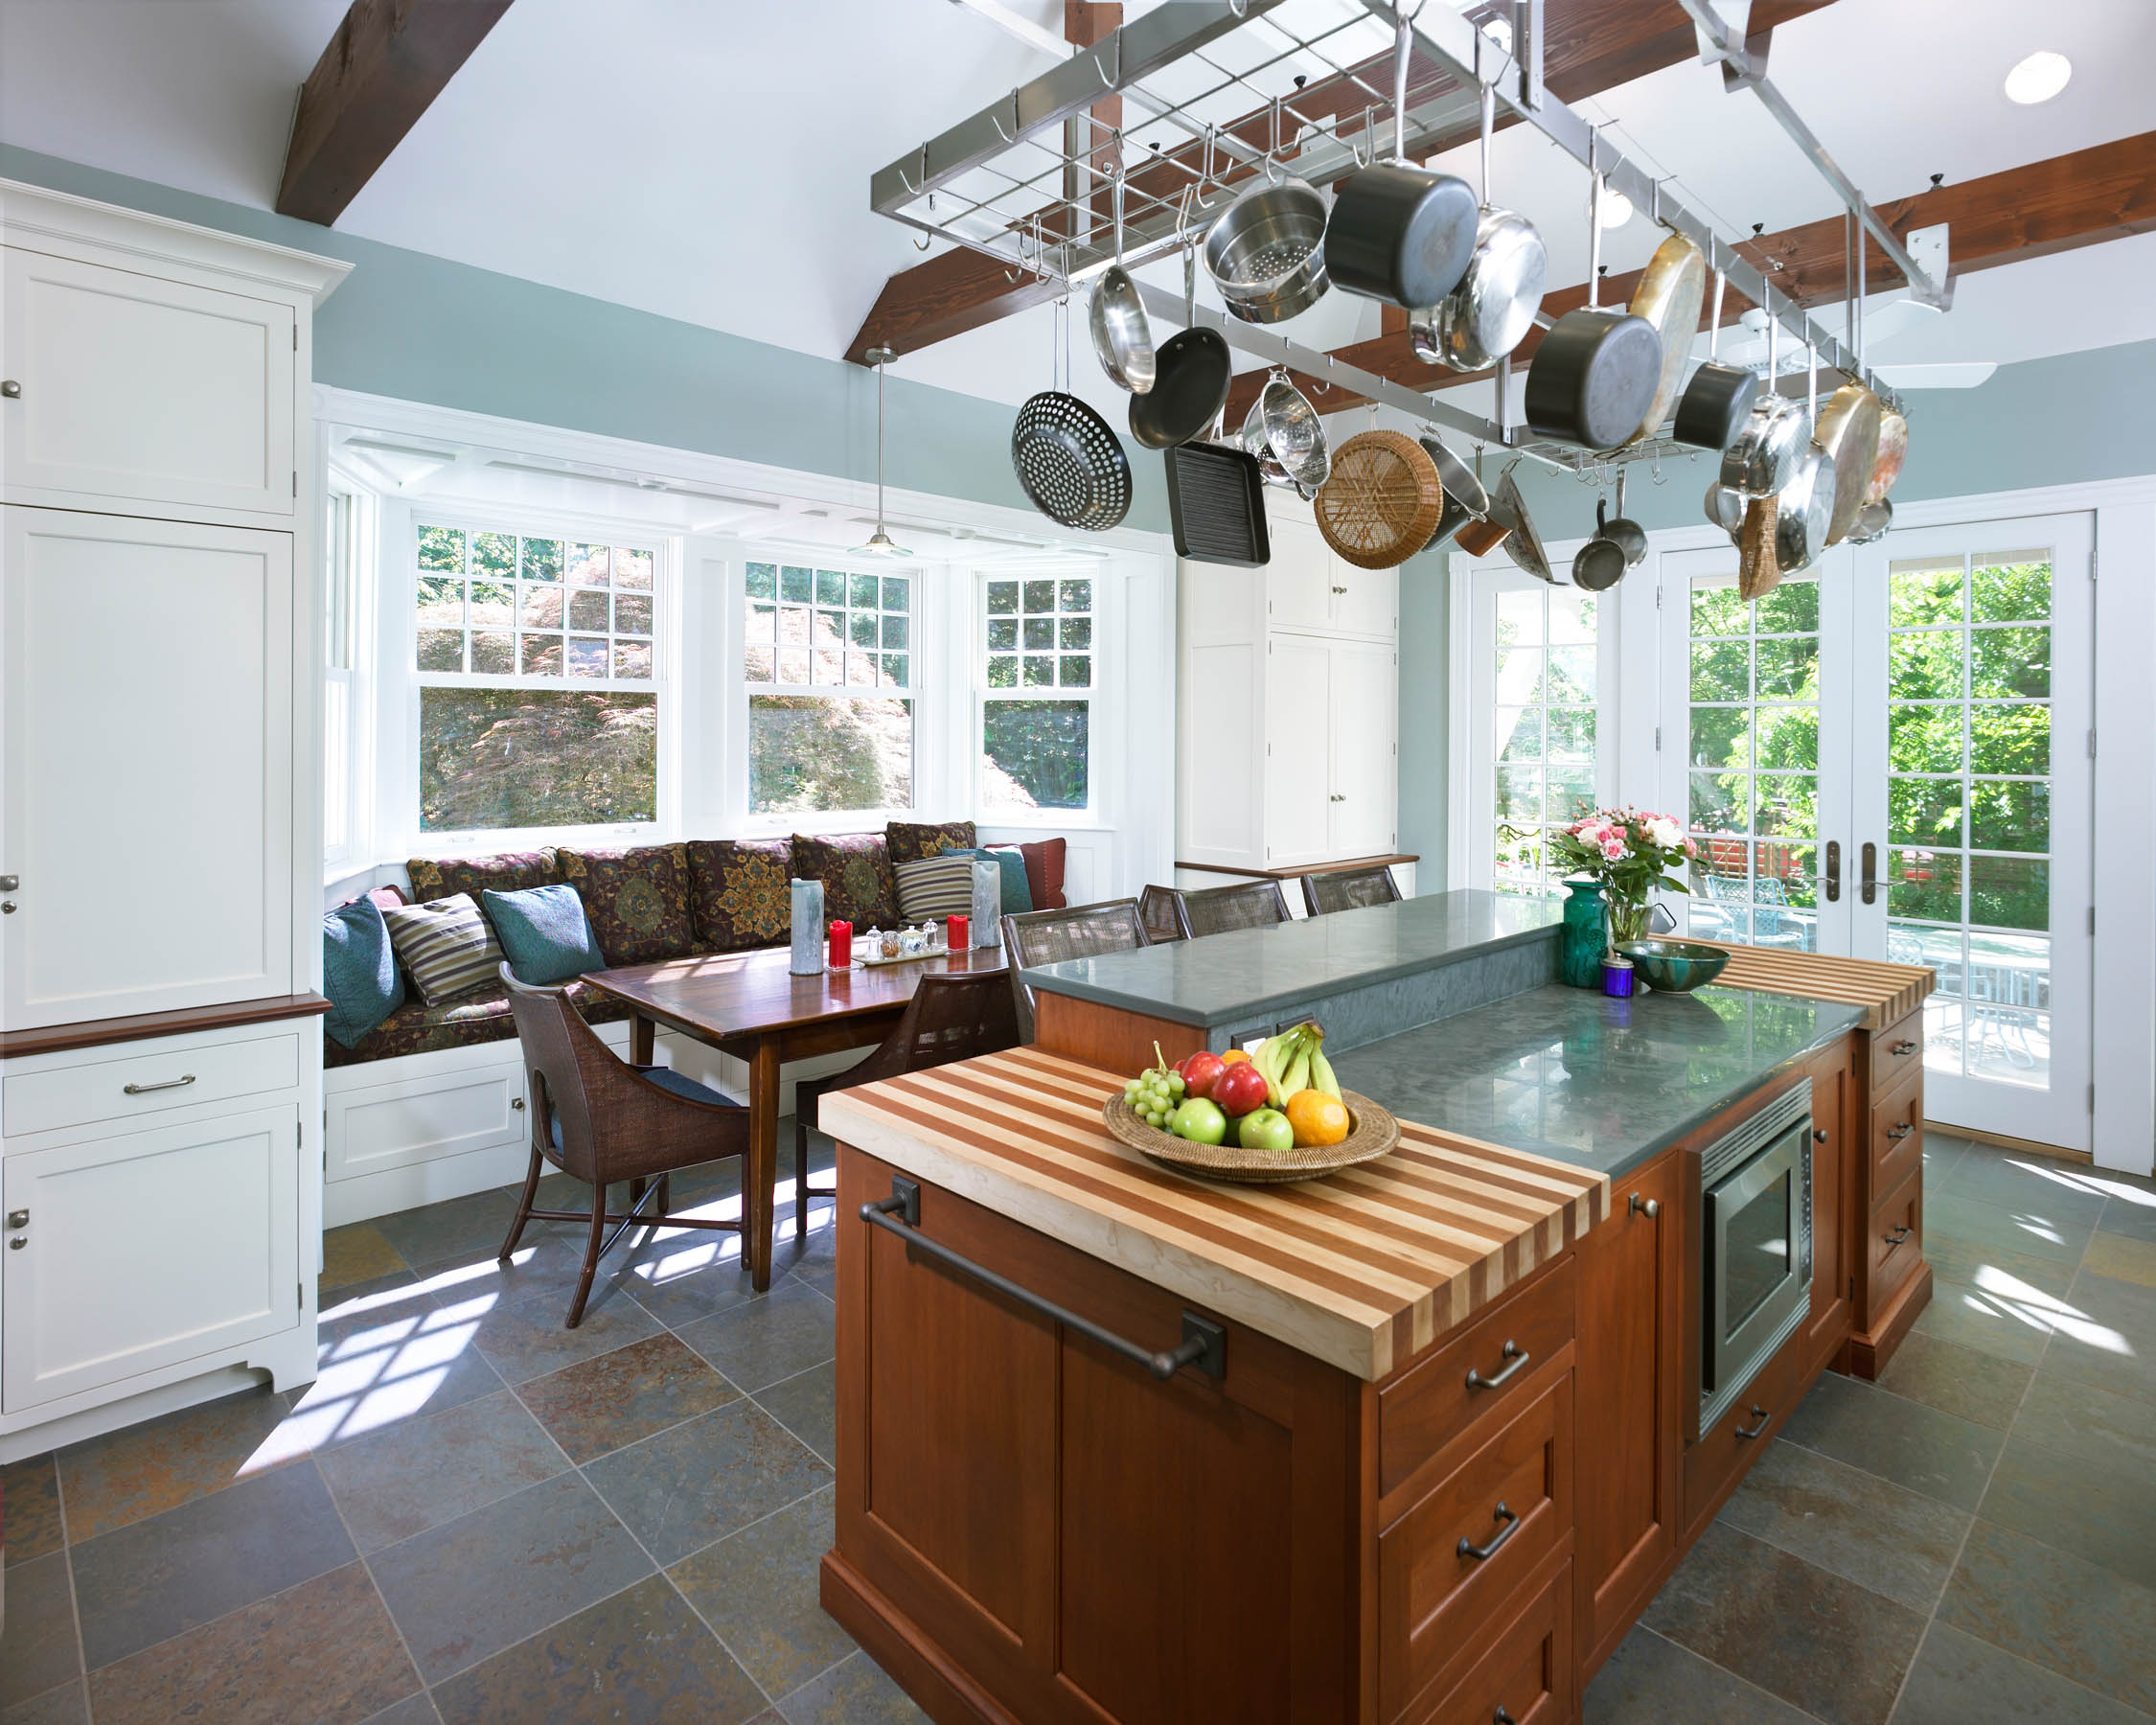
[2,0,2152,412]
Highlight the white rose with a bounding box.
[1644,816,1683,849]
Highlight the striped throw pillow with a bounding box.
[894,854,977,924]
[383,893,507,1004]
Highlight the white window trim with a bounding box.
[321,467,378,877]
[971,563,1112,828]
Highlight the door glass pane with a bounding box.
[1490,588,1598,896]
[1686,572,1821,949]
[1885,551,2056,1087]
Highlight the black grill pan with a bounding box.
[1164,443,1271,567]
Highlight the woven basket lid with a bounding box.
[1313,430,1445,569]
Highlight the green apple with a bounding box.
[1170,1097,1228,1145]
[1238,1107,1295,1154]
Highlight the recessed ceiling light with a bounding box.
[1598,187,1633,229]
[2004,50,2071,104]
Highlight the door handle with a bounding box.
[1860,840,1878,906]
[123,1073,195,1095]
[1884,1223,1913,1247]
[1824,839,1841,902]
[1464,1340,1529,1391]
[1734,1403,1771,1439]
[1456,1500,1521,1561]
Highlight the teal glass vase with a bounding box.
[1560,881,1607,989]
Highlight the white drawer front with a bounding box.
[4,1030,300,1138]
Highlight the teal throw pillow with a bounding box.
[322,897,404,1049]
[957,847,1033,916]
[483,884,605,985]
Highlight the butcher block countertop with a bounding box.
[1700,942,1936,1030]
[819,1045,1607,1383]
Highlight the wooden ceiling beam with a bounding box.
[843,0,1834,366]
[1220,127,2156,423]
[276,0,516,227]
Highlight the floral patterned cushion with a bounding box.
[884,819,977,869]
[322,980,628,1068]
[686,839,794,953]
[555,844,698,966]
[791,831,899,931]
[406,850,561,905]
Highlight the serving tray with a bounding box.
[1101,1089,1400,1184]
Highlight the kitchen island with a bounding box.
[817,895,1925,1724]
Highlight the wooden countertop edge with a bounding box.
[0,993,333,1059]
[1695,943,1937,1031]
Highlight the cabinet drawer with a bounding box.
[1870,1011,1925,1096]
[1380,1256,1574,1498]
[1869,1068,1923,1199]
[1406,1556,1573,1725]
[1868,1170,1924,1320]
[1684,1332,1798,1537]
[4,1031,299,1138]
[1380,1369,1572,1723]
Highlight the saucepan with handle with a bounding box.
[1415,72,1545,371]
[1087,153,1155,396]
[1675,264,1759,451]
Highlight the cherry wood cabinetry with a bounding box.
[1803,1038,1859,1373]
[1846,1008,1934,1377]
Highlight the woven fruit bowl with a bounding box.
[1102,1090,1401,1185]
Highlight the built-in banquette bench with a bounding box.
[320,824,1065,1225]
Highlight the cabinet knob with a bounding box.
[0,902,14,915]
[6,1209,26,1229]
[1331,585,1347,594]
[1892,1039,1918,1056]
[1629,1192,1659,1219]
[7,1238,23,1251]
[0,380,19,399]
[1813,1128,1827,1142]
[511,1097,526,1111]
[1329,794,1345,802]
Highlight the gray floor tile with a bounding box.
[777,1651,928,1725]
[431,1575,765,1725]
[1584,1624,1818,1725]
[1643,1521,1926,1725]
[515,1330,739,1463]
[2082,1230,2156,1291]
[1978,1431,2156,1591]
[1923,1229,2078,1300]
[0,1681,89,1725]
[0,1552,80,1710]
[1719,1438,1972,1613]
[1938,1517,2156,1714]
[2098,1191,2156,1244]
[57,1384,303,1542]
[756,1361,837,1466]
[322,1222,410,1292]
[2011,1367,2156,1476]
[614,1251,767,1328]
[368,1473,652,1687]
[83,1560,420,1725]
[670,1488,853,1696]
[462,1279,663,1385]
[583,1399,832,1567]
[1937,1151,2113,1229]
[1891,1622,2149,1724]
[0,1456,61,1567]
[1911,1273,2058,1367]
[357,1695,442,1725]
[290,1282,509,1449]
[371,1187,521,1268]
[677,1282,836,1393]
[1925,1188,2093,1265]
[69,1460,355,1669]
[1874,1330,2034,1430]
[316,1390,568,1552]
[1780,1370,2005,1511]
[405,1231,619,1311]
[2046,1268,2156,1407]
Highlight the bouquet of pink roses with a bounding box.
[1548,808,1697,942]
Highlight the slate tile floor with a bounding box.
[2,1129,2151,1723]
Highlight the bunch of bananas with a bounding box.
[1250,1021,1342,1108]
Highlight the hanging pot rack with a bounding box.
[868,0,1930,472]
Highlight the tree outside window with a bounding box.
[980,573,1093,814]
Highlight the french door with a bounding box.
[1660,513,2094,1152]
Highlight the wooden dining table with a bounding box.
[580,944,1009,1290]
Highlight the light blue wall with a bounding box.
[0,145,1172,534]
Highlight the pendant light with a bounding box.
[855,345,912,558]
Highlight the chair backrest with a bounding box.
[1301,865,1400,917]
[499,964,624,1182]
[1137,883,1184,943]
[1173,879,1292,940]
[1000,898,1152,1042]
[841,969,1022,1092]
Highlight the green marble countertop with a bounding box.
[1333,983,1867,1179]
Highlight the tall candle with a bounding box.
[970,860,1001,950]
[828,919,852,968]
[790,878,826,976]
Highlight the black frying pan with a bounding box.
[1129,327,1231,450]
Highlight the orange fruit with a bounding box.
[1285,1089,1350,1148]
[1220,1048,1252,1065]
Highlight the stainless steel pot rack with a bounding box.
[869,0,1923,466]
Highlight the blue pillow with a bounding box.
[322,898,404,1049]
[957,847,1032,916]
[482,884,605,985]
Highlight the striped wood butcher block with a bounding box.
[820,1045,1608,1383]
[1699,942,1935,1030]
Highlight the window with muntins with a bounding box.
[980,572,1093,814]
[1491,585,1599,894]
[412,522,660,833]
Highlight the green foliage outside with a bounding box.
[983,700,1089,810]
[419,689,655,831]
[748,695,913,814]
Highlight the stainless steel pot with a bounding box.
[1242,368,1329,492]
[1721,311,1806,497]
[1204,172,1330,325]
[1418,81,1545,372]
[1774,444,1836,576]
[1416,431,1489,551]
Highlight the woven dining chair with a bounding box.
[1171,878,1293,940]
[791,970,1021,1240]
[1301,864,1402,916]
[1000,897,1153,1042]
[497,965,750,1328]
[1137,883,1184,944]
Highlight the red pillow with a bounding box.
[1018,838,1067,910]
[336,885,407,914]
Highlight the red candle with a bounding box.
[946,913,969,952]
[828,919,852,968]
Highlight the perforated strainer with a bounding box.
[1011,298,1132,532]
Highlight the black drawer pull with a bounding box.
[1457,1501,1520,1562]
[862,1177,1225,1381]
[1734,1404,1771,1440]
[1884,1223,1913,1247]
[1494,1710,1516,1725]
[1465,1340,1529,1392]
[1892,1039,1918,1056]
[1886,1122,1914,1140]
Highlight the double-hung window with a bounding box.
[978,571,1094,814]
[412,522,660,834]
[743,561,914,815]
[323,487,362,865]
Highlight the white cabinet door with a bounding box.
[3,247,297,519]
[1266,513,1335,633]
[3,508,294,1027]
[1330,561,1397,639]
[3,1105,300,1411]
[1328,643,1398,857]
[1264,636,1335,868]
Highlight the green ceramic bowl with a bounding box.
[1615,937,1730,994]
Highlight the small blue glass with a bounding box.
[1601,954,1637,999]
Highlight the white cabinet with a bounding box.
[2,244,298,520]
[1262,498,1397,639]
[1328,640,1401,858]
[2,508,295,1026]
[3,1104,301,1412]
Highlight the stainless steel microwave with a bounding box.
[1700,1084,1813,1434]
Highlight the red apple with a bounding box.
[1210,1059,1270,1118]
[1176,1050,1227,1098]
